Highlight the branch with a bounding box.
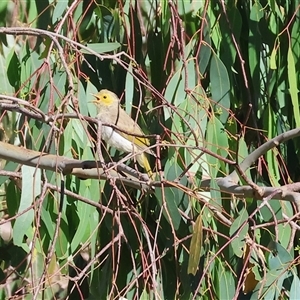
[228,128,300,183]
[200,178,300,211]
[0,141,151,191]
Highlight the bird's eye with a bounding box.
[103,95,107,99]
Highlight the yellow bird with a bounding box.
[92,89,154,179]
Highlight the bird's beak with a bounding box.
[89,93,99,104]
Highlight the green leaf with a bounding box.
[188,213,203,275]
[218,267,235,299]
[78,80,90,116]
[26,0,38,28]
[52,71,67,107]
[161,186,182,231]
[0,161,18,186]
[209,177,222,207]
[267,241,293,270]
[72,118,93,149]
[7,50,21,89]
[70,188,93,252]
[52,0,68,23]
[86,81,99,117]
[54,196,69,260]
[0,0,8,12]
[270,45,277,70]
[277,223,292,249]
[210,54,230,123]
[35,0,51,30]
[287,46,300,127]
[147,28,165,91]
[206,115,229,178]
[237,137,251,179]
[0,52,13,93]
[6,180,21,217]
[41,204,55,239]
[290,275,300,299]
[259,199,282,222]
[248,2,263,106]
[266,104,280,186]
[20,48,43,95]
[82,42,121,54]
[229,208,249,257]
[250,2,264,22]
[198,26,211,76]
[125,64,134,115]
[164,68,186,111]
[157,160,184,230]
[178,0,204,15]
[185,56,196,90]
[13,166,41,247]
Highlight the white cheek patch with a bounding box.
[102,126,135,153]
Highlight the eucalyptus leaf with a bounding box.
[82,42,121,54]
[13,166,41,247]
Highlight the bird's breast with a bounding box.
[101,126,135,153]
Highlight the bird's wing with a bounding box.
[115,108,154,154]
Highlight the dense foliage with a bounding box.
[0,1,299,299]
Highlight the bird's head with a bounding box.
[92,89,119,110]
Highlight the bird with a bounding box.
[92,89,154,179]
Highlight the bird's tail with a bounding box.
[138,153,154,180]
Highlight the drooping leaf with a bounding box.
[7,50,21,89]
[287,46,300,127]
[210,54,230,123]
[230,208,249,258]
[13,166,41,248]
[188,213,203,275]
